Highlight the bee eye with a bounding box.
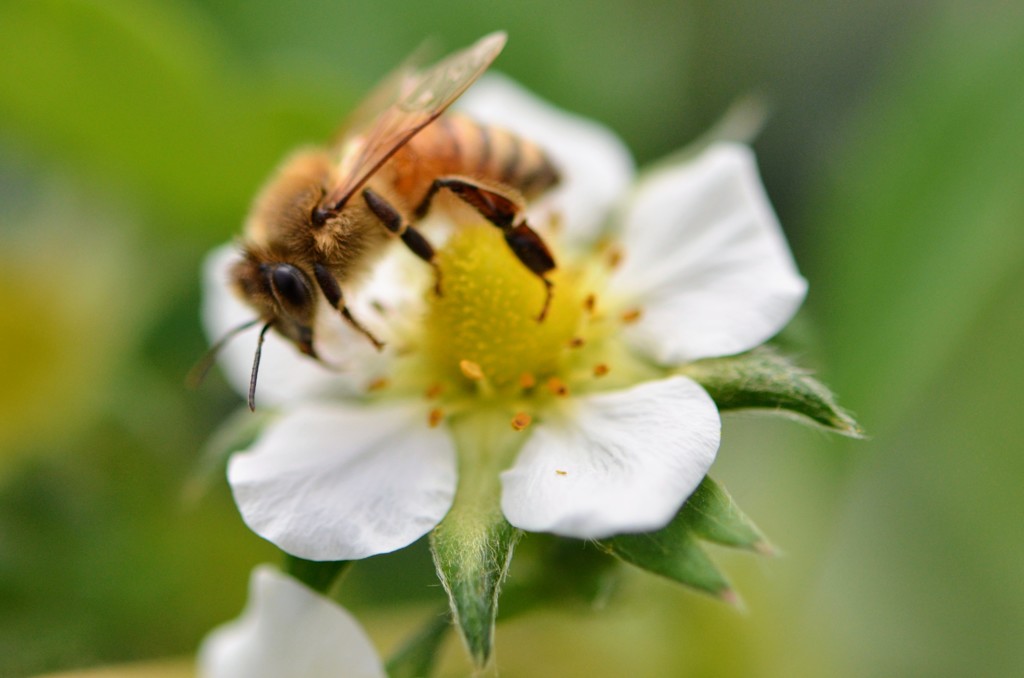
[269,264,313,309]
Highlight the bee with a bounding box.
[210,32,561,409]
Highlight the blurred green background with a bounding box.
[2,1,1022,676]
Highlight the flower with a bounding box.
[198,566,385,678]
[202,75,806,561]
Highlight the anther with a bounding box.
[568,337,585,349]
[593,363,610,377]
[546,377,569,397]
[511,412,532,431]
[555,469,568,476]
[459,359,485,381]
[519,372,536,390]
[621,308,642,324]
[425,382,444,399]
[428,408,444,428]
[583,294,597,314]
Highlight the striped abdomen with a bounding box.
[386,112,561,209]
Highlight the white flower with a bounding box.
[202,76,806,560]
[198,566,385,678]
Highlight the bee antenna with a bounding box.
[186,318,261,390]
[248,321,274,412]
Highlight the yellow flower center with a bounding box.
[423,224,582,395]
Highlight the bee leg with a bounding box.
[363,188,443,296]
[313,263,385,350]
[503,222,556,321]
[416,177,556,321]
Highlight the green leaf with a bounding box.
[429,410,525,668]
[680,346,863,437]
[385,610,451,678]
[600,476,771,601]
[282,554,350,595]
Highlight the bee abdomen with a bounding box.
[443,114,560,199]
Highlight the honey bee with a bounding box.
[213,32,561,409]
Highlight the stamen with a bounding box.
[593,363,610,377]
[519,372,537,390]
[546,377,569,397]
[621,308,643,324]
[459,359,485,381]
[425,382,444,399]
[511,411,532,431]
[568,337,585,349]
[428,408,444,428]
[555,469,568,476]
[583,293,597,314]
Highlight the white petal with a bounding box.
[458,73,636,248]
[612,143,808,363]
[201,245,394,406]
[500,376,720,539]
[228,401,456,560]
[198,565,385,678]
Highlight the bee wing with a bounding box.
[329,38,439,146]
[323,31,507,211]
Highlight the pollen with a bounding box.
[428,408,444,428]
[366,377,390,392]
[606,247,623,269]
[423,224,583,394]
[511,411,532,431]
[621,308,643,324]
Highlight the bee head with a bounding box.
[230,254,320,359]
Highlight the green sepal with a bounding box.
[680,346,864,437]
[600,476,771,600]
[680,476,773,553]
[430,511,520,668]
[385,610,451,678]
[429,410,525,668]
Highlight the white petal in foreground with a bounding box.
[201,245,393,407]
[229,402,457,560]
[613,144,808,364]
[458,73,636,248]
[198,565,385,678]
[500,376,720,539]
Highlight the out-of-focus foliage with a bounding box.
[1,1,1021,676]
